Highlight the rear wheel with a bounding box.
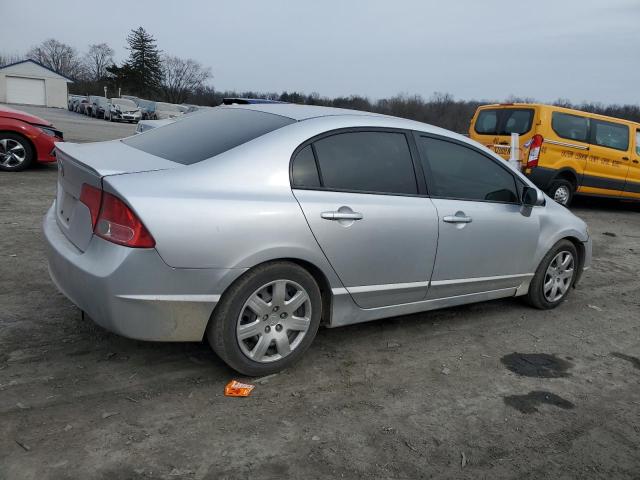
[207,262,322,376]
[548,180,573,206]
[0,133,34,172]
[526,240,578,309]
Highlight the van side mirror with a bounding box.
[522,186,545,207]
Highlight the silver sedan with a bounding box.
[43,104,591,375]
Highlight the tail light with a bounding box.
[79,183,155,248]
[527,134,544,168]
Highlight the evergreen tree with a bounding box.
[124,27,163,97]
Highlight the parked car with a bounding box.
[85,96,105,117]
[469,103,640,205]
[90,96,109,119]
[0,105,63,171]
[134,99,156,120]
[44,104,591,376]
[70,96,87,113]
[75,98,90,114]
[68,94,84,111]
[152,102,184,120]
[104,98,141,123]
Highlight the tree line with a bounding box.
[2,28,640,133]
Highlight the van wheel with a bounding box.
[207,261,322,376]
[548,180,573,206]
[525,240,578,310]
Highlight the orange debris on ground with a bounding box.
[224,380,255,397]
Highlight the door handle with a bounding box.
[443,214,472,224]
[622,156,629,161]
[633,160,639,164]
[321,211,364,221]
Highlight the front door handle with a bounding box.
[443,214,472,224]
[321,211,364,221]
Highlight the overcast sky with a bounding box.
[1,0,638,104]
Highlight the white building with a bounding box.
[0,59,73,108]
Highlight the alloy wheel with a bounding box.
[0,138,27,168]
[236,279,312,363]
[543,251,574,302]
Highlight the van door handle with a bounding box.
[443,214,473,224]
[633,160,639,164]
[622,156,629,161]
[321,211,364,221]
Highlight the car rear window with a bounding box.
[475,108,534,135]
[123,108,295,164]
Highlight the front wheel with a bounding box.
[0,133,34,172]
[548,180,574,206]
[526,240,578,309]
[207,262,322,376]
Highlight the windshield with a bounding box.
[122,108,295,165]
[112,99,137,109]
[155,103,181,112]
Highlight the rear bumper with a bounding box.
[43,204,246,341]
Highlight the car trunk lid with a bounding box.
[54,141,180,252]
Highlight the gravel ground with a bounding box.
[1,106,639,480]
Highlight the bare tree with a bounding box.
[160,55,212,104]
[27,39,83,79]
[84,43,114,81]
[0,52,25,66]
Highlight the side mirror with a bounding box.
[522,186,545,207]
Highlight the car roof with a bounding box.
[221,103,387,121]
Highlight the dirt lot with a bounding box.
[1,106,639,480]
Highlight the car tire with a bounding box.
[548,180,573,206]
[207,261,322,376]
[525,239,578,310]
[0,133,34,172]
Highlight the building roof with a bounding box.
[0,59,74,82]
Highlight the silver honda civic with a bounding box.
[43,104,592,376]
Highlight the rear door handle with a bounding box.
[321,211,364,221]
[443,215,472,224]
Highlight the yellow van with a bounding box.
[469,103,640,205]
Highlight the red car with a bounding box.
[0,105,63,172]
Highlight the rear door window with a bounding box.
[474,109,534,135]
[291,145,321,187]
[310,131,418,195]
[417,136,519,203]
[123,108,294,164]
[551,112,589,142]
[590,119,629,151]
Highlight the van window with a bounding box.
[551,112,589,142]
[417,136,519,203]
[591,119,629,151]
[636,130,640,156]
[312,131,418,195]
[474,109,534,135]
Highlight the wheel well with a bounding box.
[285,258,333,326]
[0,130,36,158]
[564,236,585,285]
[554,170,578,190]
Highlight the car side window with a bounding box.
[591,119,629,151]
[310,131,418,195]
[291,145,321,188]
[552,112,589,142]
[417,136,519,203]
[636,130,640,156]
